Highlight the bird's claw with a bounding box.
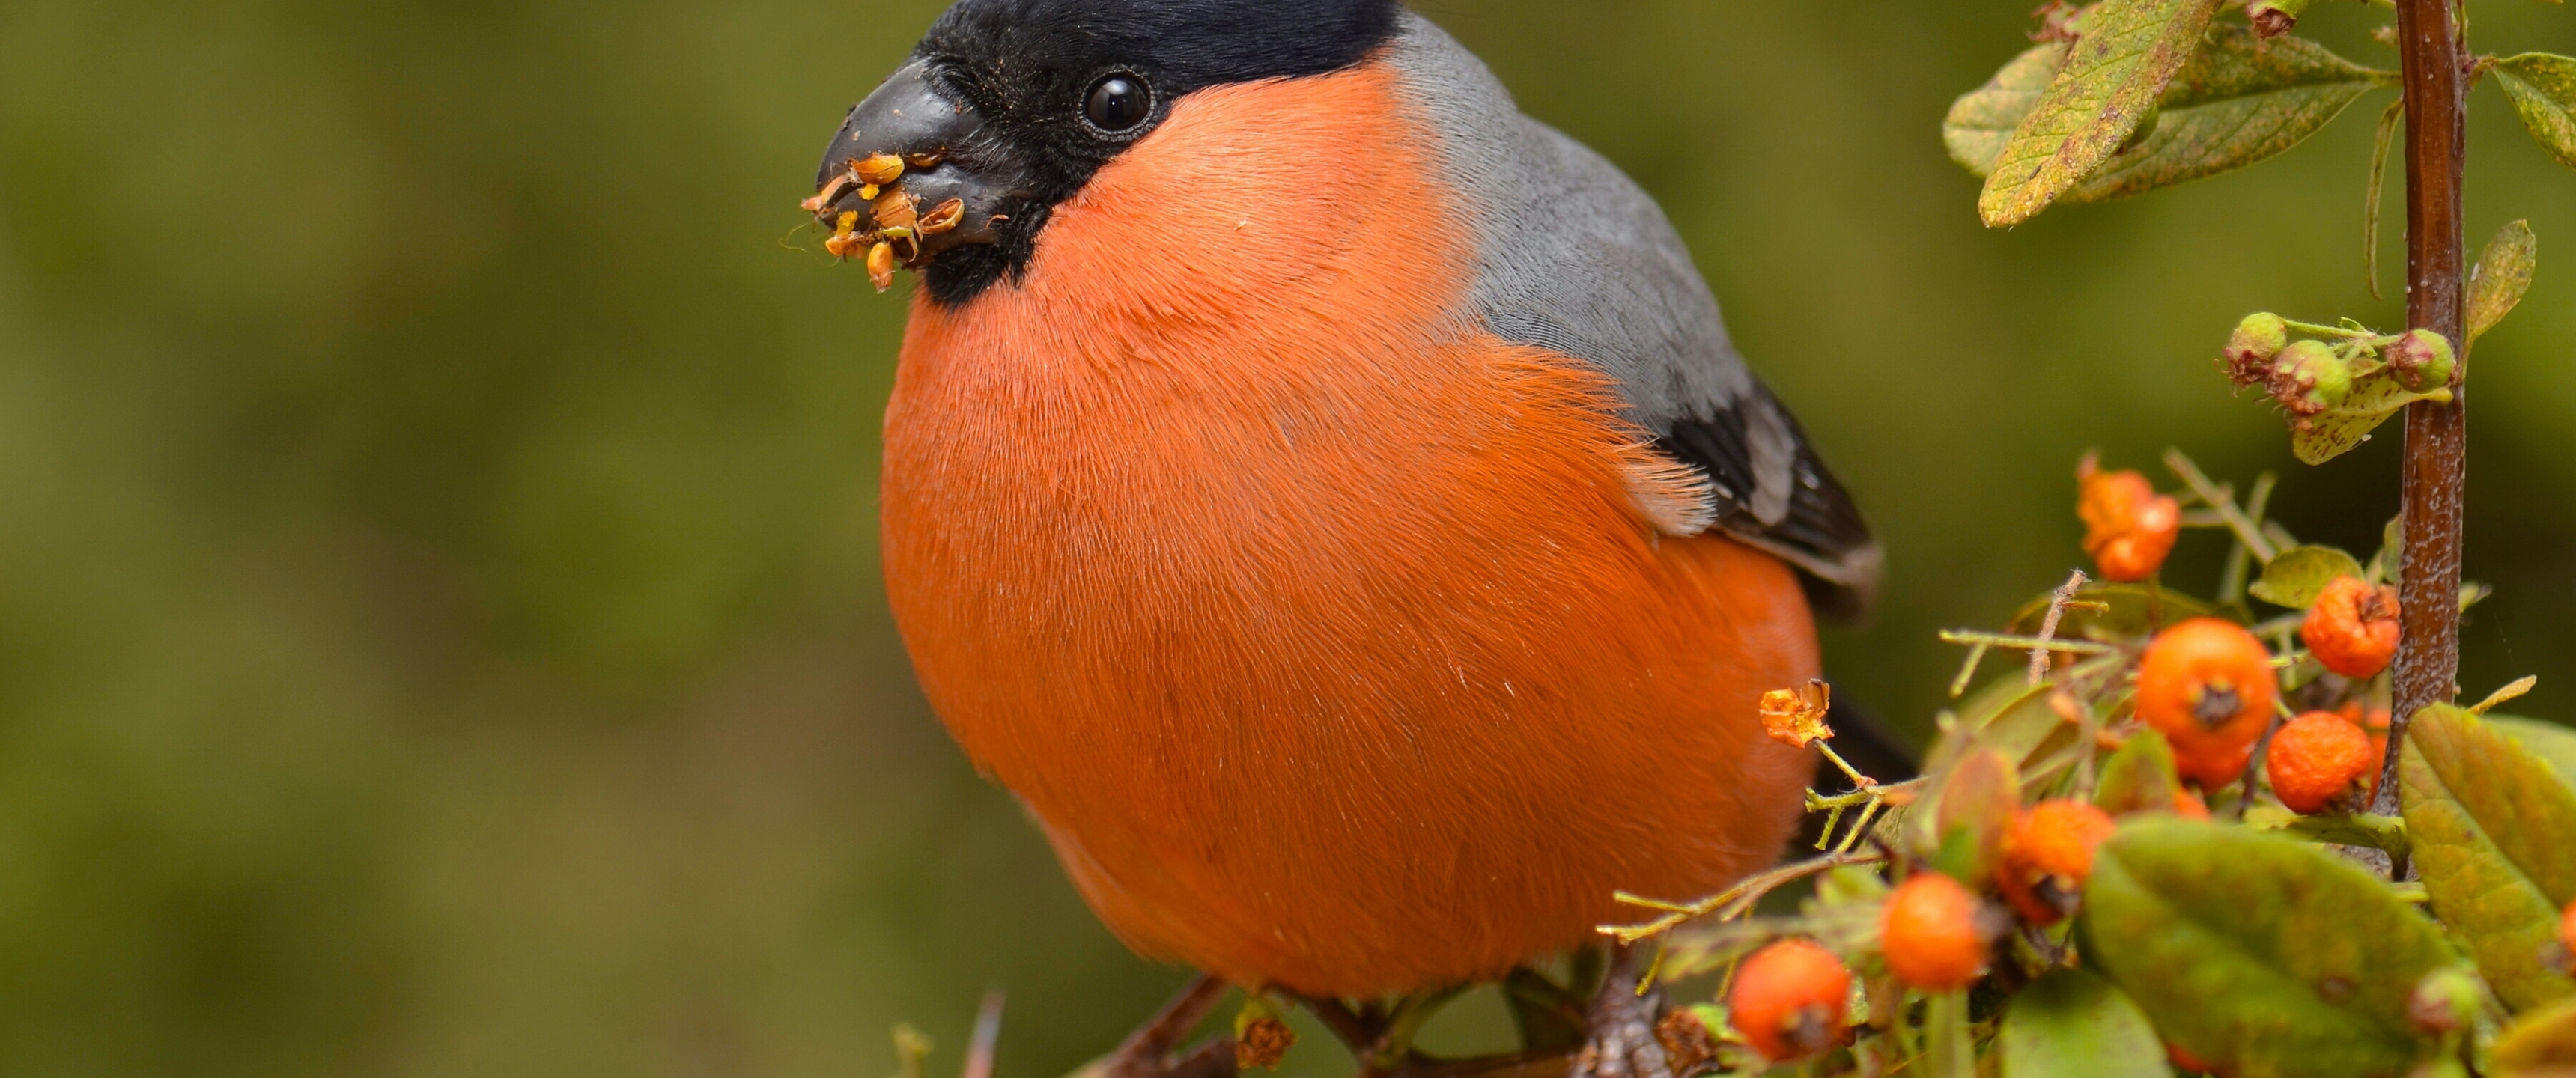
[1571,966,1672,1078]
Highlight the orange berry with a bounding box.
[2303,576,2401,679]
[2561,898,2575,956]
[2077,455,2182,583]
[2168,1041,2225,1076]
[1728,939,1851,1062]
[1880,873,1990,990]
[2266,711,2377,814]
[2172,789,2211,820]
[1997,800,2118,925]
[2136,618,2279,787]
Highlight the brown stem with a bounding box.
[2371,0,2470,826]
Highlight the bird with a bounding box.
[805,1,1883,1073]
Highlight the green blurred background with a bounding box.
[0,0,2569,1074]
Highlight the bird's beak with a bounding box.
[806,59,1022,289]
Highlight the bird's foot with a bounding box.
[1570,948,1686,1078]
[1099,975,1239,1078]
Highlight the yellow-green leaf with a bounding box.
[2469,220,2539,344]
[2291,373,2453,466]
[2400,704,2576,1011]
[2246,545,2364,609]
[2001,969,2175,1078]
[1937,749,2022,883]
[2068,25,2391,201]
[2097,731,2184,817]
[2007,582,2216,639]
[1948,43,2074,176]
[1978,0,2226,226]
[2493,996,2576,1078]
[2497,54,2576,169]
[2082,820,2456,1078]
[2491,715,2576,787]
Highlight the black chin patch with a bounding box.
[910,0,1400,305]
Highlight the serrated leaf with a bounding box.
[2493,996,2576,1078]
[1978,0,2226,226]
[2246,545,2365,608]
[2002,968,2175,1078]
[2469,220,2539,344]
[2490,715,2576,787]
[2083,820,2455,1078]
[2097,730,2184,817]
[2068,26,2392,201]
[1949,43,2074,176]
[2291,373,2454,466]
[2402,704,2576,1011]
[2497,54,2576,170]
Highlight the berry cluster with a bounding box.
[1609,452,2550,1077]
[2221,313,2455,431]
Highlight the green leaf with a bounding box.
[2097,730,2185,817]
[2493,996,2576,1078]
[2403,704,2576,1011]
[1978,0,2226,226]
[2497,54,2576,170]
[1922,680,2059,778]
[2244,805,2413,861]
[2008,582,2217,639]
[2082,820,2455,1078]
[2490,715,2576,787]
[2001,969,2175,1078]
[2066,25,2391,202]
[1948,43,2074,176]
[2469,220,2539,344]
[2290,373,2454,466]
[2245,545,2365,608]
[1937,749,2023,883]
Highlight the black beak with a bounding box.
[806,59,1021,281]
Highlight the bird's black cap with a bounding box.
[814,0,1403,305]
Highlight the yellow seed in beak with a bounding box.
[833,210,860,239]
[919,198,965,234]
[854,153,905,187]
[867,241,897,292]
[873,189,920,231]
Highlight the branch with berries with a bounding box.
[1594,449,2574,1077]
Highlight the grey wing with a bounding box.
[1389,13,1883,619]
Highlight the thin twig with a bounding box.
[2365,97,2405,301]
[2218,472,2276,605]
[963,990,1006,1078]
[1948,640,1992,699]
[2164,450,2278,563]
[1937,630,2115,657]
[2028,570,2091,686]
[1603,850,1887,944]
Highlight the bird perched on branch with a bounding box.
[806,1,1882,1074]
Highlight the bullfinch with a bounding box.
[806,1,1883,1073]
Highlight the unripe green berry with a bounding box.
[2270,340,2350,416]
[2408,967,2483,1035]
[2223,314,2289,386]
[2247,0,2311,39]
[2388,329,2457,392]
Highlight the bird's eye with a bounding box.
[1084,74,1151,133]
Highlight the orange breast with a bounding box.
[880,58,1817,996]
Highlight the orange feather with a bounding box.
[881,58,1817,996]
